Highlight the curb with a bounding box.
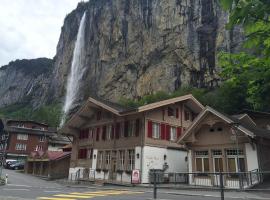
[164,191,270,200]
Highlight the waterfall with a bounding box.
[60,12,87,127]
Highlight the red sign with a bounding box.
[131,169,140,184]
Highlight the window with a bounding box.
[119,150,125,170]
[89,129,94,139]
[226,149,245,174]
[195,151,209,173]
[88,148,93,159]
[168,107,174,117]
[79,129,89,139]
[170,126,177,141]
[78,148,87,159]
[184,110,190,121]
[35,145,43,151]
[128,120,136,137]
[107,125,112,140]
[18,123,24,128]
[17,134,28,140]
[152,122,160,139]
[127,150,135,171]
[1,135,6,140]
[97,151,103,169]
[97,111,101,120]
[39,136,46,142]
[15,143,27,151]
[217,127,223,131]
[120,122,124,138]
[105,151,111,169]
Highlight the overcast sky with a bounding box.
[0,0,83,67]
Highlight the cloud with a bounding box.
[0,0,83,66]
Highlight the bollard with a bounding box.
[153,172,157,199]
[5,174,8,185]
[219,172,224,200]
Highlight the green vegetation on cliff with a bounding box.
[0,103,61,127]
[219,0,270,111]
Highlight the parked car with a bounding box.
[9,161,25,170]
[4,160,18,169]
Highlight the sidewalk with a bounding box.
[155,188,270,200]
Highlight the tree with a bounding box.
[219,0,270,111]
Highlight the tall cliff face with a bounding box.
[49,0,241,105]
[0,58,53,108]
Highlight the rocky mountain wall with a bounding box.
[49,0,242,106]
[0,58,53,108]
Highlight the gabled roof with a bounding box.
[59,94,204,135]
[178,106,270,144]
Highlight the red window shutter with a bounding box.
[124,121,129,137]
[177,127,182,138]
[166,125,170,141]
[96,127,100,141]
[147,120,153,138]
[161,124,165,140]
[135,119,140,137]
[116,123,120,139]
[102,126,106,140]
[176,108,179,118]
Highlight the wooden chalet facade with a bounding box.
[60,94,204,183]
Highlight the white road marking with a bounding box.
[44,191,63,193]
[7,184,32,187]
[3,188,30,191]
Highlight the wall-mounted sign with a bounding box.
[131,169,140,184]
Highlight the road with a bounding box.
[0,169,268,200]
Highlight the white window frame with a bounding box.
[152,122,160,139]
[107,125,112,140]
[17,134,28,141]
[226,149,245,173]
[39,136,45,142]
[35,145,43,151]
[170,126,177,141]
[119,150,125,170]
[127,149,135,171]
[195,151,209,173]
[15,143,27,151]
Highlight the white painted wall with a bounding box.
[245,143,259,171]
[141,146,187,183]
[92,149,98,169]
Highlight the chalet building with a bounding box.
[179,106,270,188]
[60,94,204,183]
[0,119,55,160]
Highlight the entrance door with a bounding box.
[213,157,223,186]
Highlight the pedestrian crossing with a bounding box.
[37,190,144,200]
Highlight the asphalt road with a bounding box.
[0,169,268,200]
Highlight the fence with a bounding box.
[149,170,270,200]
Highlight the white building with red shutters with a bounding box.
[60,94,204,183]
